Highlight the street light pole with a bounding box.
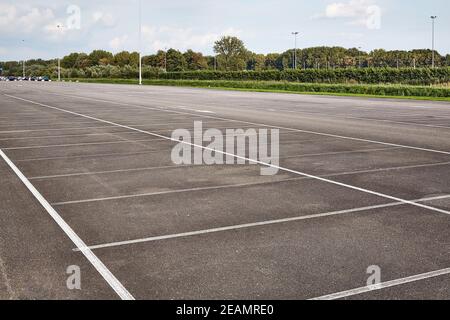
[431,16,437,68]
[22,40,25,78]
[358,46,362,68]
[57,25,63,81]
[291,32,299,69]
[164,47,168,71]
[138,0,142,85]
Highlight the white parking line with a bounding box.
[0,125,118,134]
[15,150,159,162]
[0,121,97,128]
[6,93,450,217]
[282,146,401,159]
[29,164,192,180]
[0,149,134,300]
[2,138,170,150]
[310,267,450,300]
[0,132,143,141]
[73,194,450,251]
[258,107,450,130]
[48,92,450,156]
[28,159,450,181]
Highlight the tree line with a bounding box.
[1,36,450,77]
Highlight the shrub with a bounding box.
[146,68,450,85]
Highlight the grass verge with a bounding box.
[66,78,450,102]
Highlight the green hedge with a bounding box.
[148,68,450,85]
[137,80,450,98]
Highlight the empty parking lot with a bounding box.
[0,81,449,300]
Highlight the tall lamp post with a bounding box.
[138,0,142,85]
[358,46,362,68]
[431,16,437,68]
[164,47,168,71]
[22,40,26,78]
[291,32,299,69]
[56,24,64,81]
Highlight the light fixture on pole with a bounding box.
[138,0,142,85]
[431,16,437,68]
[291,32,299,69]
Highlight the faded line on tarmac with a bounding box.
[0,131,143,141]
[28,159,450,183]
[2,138,172,150]
[49,159,450,205]
[310,267,450,300]
[5,94,450,218]
[73,194,450,251]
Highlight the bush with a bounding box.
[139,79,450,98]
[146,68,450,85]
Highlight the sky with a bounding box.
[0,0,449,61]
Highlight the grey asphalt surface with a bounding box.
[0,81,449,300]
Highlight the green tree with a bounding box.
[264,53,281,70]
[61,53,80,68]
[166,49,187,72]
[75,53,92,69]
[246,53,266,71]
[88,50,113,66]
[184,50,208,70]
[214,36,247,71]
[113,51,131,66]
[143,51,166,69]
[129,52,140,67]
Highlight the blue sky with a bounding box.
[0,0,448,61]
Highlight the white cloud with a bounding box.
[0,4,17,27]
[109,35,129,50]
[0,4,56,34]
[18,7,54,32]
[141,26,242,52]
[92,12,116,28]
[316,0,382,29]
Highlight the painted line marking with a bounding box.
[259,107,450,130]
[29,164,193,180]
[310,267,450,300]
[73,194,450,251]
[0,132,142,142]
[0,149,134,300]
[0,125,119,134]
[6,93,450,217]
[15,150,163,162]
[0,121,98,128]
[48,92,450,156]
[2,138,172,150]
[28,159,450,181]
[49,156,448,206]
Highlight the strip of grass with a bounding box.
[67,78,450,102]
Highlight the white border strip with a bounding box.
[0,149,134,300]
[310,267,450,300]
